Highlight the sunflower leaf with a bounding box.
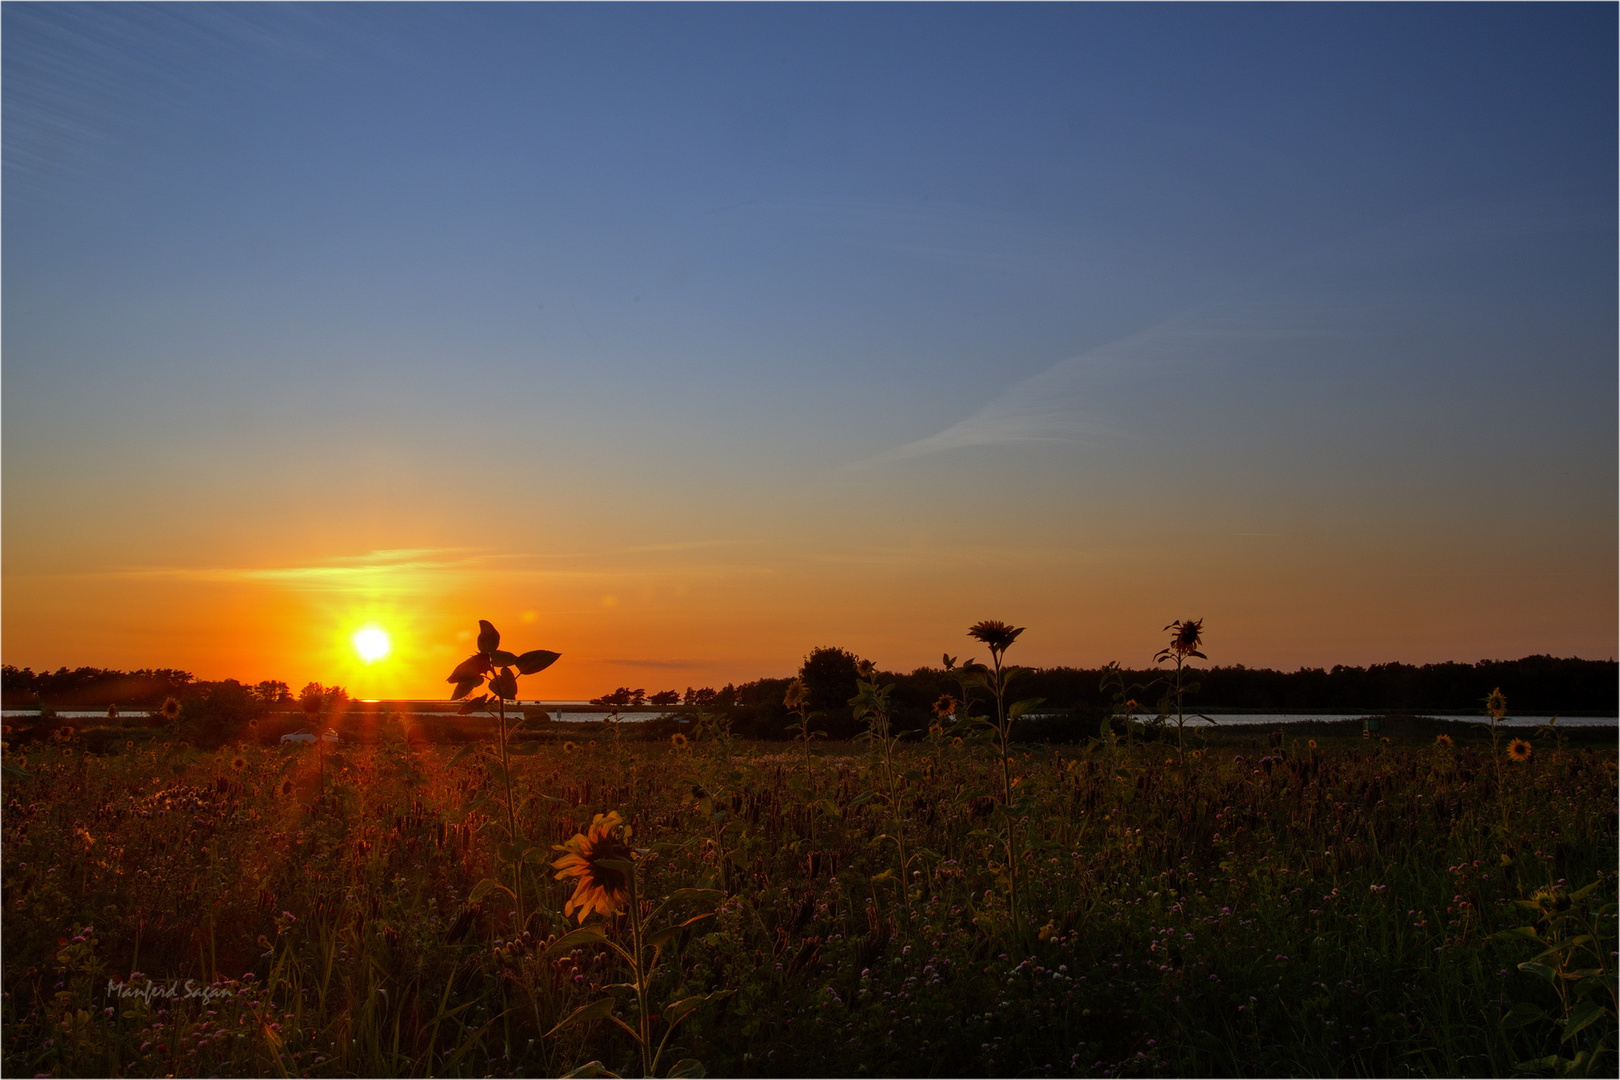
[544,997,616,1038]
[1501,1002,1549,1028]
[542,926,608,958]
[1008,697,1045,719]
[666,1060,707,1078]
[521,846,551,865]
[490,650,519,667]
[1562,999,1605,1041]
[450,677,484,701]
[516,649,562,675]
[560,1062,621,1079]
[448,743,481,768]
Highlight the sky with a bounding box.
[4,3,1615,700]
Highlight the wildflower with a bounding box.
[1507,739,1532,763]
[160,697,181,721]
[1189,749,1204,761]
[1434,734,1454,747]
[933,695,956,720]
[951,737,964,749]
[1486,688,1507,721]
[552,811,635,924]
[563,741,579,754]
[857,659,876,680]
[967,620,1024,660]
[230,755,246,772]
[783,679,807,710]
[1307,739,1318,749]
[670,732,688,750]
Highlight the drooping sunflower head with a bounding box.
[1164,619,1205,658]
[856,659,876,681]
[552,811,635,924]
[967,620,1025,659]
[670,732,688,750]
[160,697,181,722]
[1486,688,1508,722]
[1434,734,1454,748]
[1507,739,1533,763]
[783,678,807,710]
[933,695,956,720]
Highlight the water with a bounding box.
[4,707,1611,727]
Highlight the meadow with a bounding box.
[2,708,1615,1078]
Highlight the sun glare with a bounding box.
[353,625,392,663]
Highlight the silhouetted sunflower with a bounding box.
[933,695,956,720]
[1486,688,1508,721]
[967,620,1025,659]
[552,811,634,924]
[783,679,807,710]
[160,698,181,722]
[1507,739,1533,762]
[1161,619,1205,660]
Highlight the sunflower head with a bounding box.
[231,755,246,772]
[1434,734,1454,748]
[856,659,876,681]
[783,678,807,710]
[106,704,119,720]
[160,697,181,722]
[1507,738,1532,763]
[951,736,964,749]
[1308,739,1318,750]
[967,620,1024,660]
[933,695,957,720]
[552,811,636,924]
[563,741,579,754]
[1486,688,1508,722]
[670,732,688,749]
[1157,619,1206,662]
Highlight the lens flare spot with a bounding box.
[352,625,391,663]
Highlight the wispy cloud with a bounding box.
[860,200,1609,466]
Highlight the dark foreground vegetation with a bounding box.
[2,717,1614,1078]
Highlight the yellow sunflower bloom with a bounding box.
[552,811,635,924]
[1507,739,1532,763]
[1434,734,1453,747]
[670,732,688,749]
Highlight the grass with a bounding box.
[2,719,1614,1077]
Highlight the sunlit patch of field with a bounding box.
[2,726,1614,1077]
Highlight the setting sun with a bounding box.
[352,625,391,663]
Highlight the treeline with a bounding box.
[701,650,1617,741]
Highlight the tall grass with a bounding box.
[2,722,1614,1077]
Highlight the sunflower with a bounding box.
[279,778,295,796]
[670,732,688,750]
[160,697,181,722]
[951,737,964,749]
[783,678,807,710]
[857,659,876,680]
[231,755,247,772]
[1507,739,1533,762]
[106,704,120,720]
[552,811,635,924]
[1189,748,1204,760]
[1308,739,1318,749]
[1434,734,1454,747]
[933,695,956,720]
[563,741,579,754]
[1485,688,1507,722]
[967,620,1025,659]
[1158,619,1206,661]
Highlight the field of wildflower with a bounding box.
[3,705,1614,1078]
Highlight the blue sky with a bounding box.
[4,3,1615,691]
